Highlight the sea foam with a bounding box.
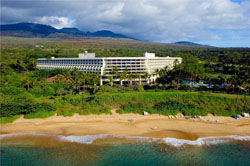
[56,134,111,144]
[1,133,250,147]
[162,135,250,147]
[0,133,50,139]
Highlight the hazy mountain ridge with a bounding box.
[0,22,134,39]
[1,23,213,47]
[173,41,212,47]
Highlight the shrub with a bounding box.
[30,103,56,113]
[0,115,20,124]
[28,86,43,97]
[42,84,56,96]
[97,85,118,94]
[57,108,75,117]
[0,86,26,95]
[56,104,76,117]
[154,101,180,115]
[0,93,36,117]
[79,103,111,115]
[59,95,88,106]
[24,111,55,119]
[133,85,144,92]
[180,84,190,91]
[117,103,154,114]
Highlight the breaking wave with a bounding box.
[57,134,111,144]
[1,133,250,147]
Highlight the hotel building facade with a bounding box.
[37,52,182,85]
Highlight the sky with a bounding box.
[1,0,250,47]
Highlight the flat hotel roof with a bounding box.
[38,57,181,60]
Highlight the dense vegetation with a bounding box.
[0,38,249,123]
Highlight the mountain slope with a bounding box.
[0,22,134,39]
[1,23,58,37]
[58,28,85,35]
[174,41,212,47]
[91,30,131,39]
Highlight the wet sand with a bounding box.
[1,110,250,140]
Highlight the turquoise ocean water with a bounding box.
[1,134,250,166]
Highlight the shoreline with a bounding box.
[1,110,250,140]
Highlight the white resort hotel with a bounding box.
[37,52,182,85]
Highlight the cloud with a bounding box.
[231,36,242,40]
[39,16,75,29]
[1,0,250,46]
[209,35,222,40]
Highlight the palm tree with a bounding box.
[107,76,114,86]
[64,69,71,80]
[154,68,160,76]
[159,66,169,77]
[119,68,128,86]
[174,59,180,69]
[164,65,169,72]
[154,68,163,85]
[54,74,66,96]
[72,70,81,93]
[55,74,65,83]
[144,72,151,84]
[17,57,28,72]
[229,73,238,94]
[128,73,135,86]
[134,73,140,85]
[22,76,32,90]
[73,68,79,78]
[240,65,250,112]
[28,58,37,71]
[177,63,184,100]
[90,73,100,93]
[111,66,119,84]
[79,72,87,92]
[92,73,100,86]
[56,88,65,96]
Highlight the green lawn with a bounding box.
[0,115,20,124]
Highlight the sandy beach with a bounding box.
[1,110,250,140]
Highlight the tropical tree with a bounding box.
[134,73,141,85]
[144,72,151,84]
[16,57,28,72]
[119,68,128,86]
[182,56,205,82]
[229,65,250,110]
[79,72,87,91]
[153,69,161,85]
[72,70,81,93]
[22,76,32,90]
[107,76,114,86]
[128,73,137,86]
[55,74,66,83]
[111,66,119,84]
[64,69,71,80]
[92,73,100,86]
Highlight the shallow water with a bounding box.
[1,134,250,166]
